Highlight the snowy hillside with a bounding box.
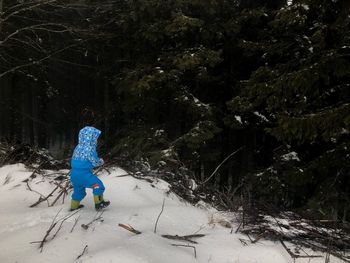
[0,164,344,263]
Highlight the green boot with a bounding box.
[70,200,84,211]
[94,195,110,211]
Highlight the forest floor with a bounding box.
[0,163,347,263]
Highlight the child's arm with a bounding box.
[88,149,103,167]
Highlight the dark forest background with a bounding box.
[0,0,349,221]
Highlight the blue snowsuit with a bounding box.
[70,126,105,201]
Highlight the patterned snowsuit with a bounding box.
[70,126,105,202]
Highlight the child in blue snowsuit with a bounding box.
[70,126,110,211]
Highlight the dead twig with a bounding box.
[199,146,245,186]
[280,240,323,259]
[154,198,165,234]
[81,211,104,230]
[252,231,267,244]
[299,240,350,263]
[235,217,243,234]
[25,180,50,206]
[50,180,70,207]
[70,215,80,233]
[30,183,61,207]
[118,223,142,234]
[162,234,205,244]
[33,208,62,252]
[51,210,80,240]
[31,208,80,252]
[3,174,11,185]
[239,238,249,246]
[171,244,197,258]
[76,245,88,260]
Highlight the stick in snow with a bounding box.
[70,215,80,233]
[81,211,104,230]
[162,234,205,244]
[118,223,142,234]
[31,208,79,252]
[30,183,61,207]
[76,245,88,260]
[154,198,165,234]
[171,244,197,258]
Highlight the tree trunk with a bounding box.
[104,80,110,139]
[0,0,3,32]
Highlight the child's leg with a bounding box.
[87,176,105,198]
[71,185,87,206]
[70,170,87,210]
[86,176,110,210]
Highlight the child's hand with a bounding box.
[100,158,104,166]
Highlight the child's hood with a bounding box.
[78,126,101,146]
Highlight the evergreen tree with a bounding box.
[226,0,350,219]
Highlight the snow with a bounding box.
[301,4,309,11]
[234,115,242,124]
[0,164,344,263]
[154,129,165,137]
[253,111,269,122]
[281,151,300,161]
[161,148,174,157]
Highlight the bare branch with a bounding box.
[0,42,84,79]
[30,182,61,207]
[36,207,62,252]
[0,23,73,46]
[199,146,245,186]
[1,0,58,23]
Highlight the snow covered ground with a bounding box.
[0,164,344,263]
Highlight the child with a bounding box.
[70,126,110,211]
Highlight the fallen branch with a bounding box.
[299,240,350,263]
[280,240,323,259]
[32,208,62,252]
[237,204,350,263]
[30,183,61,207]
[118,223,142,234]
[25,180,50,206]
[51,210,80,240]
[50,180,70,207]
[32,209,80,252]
